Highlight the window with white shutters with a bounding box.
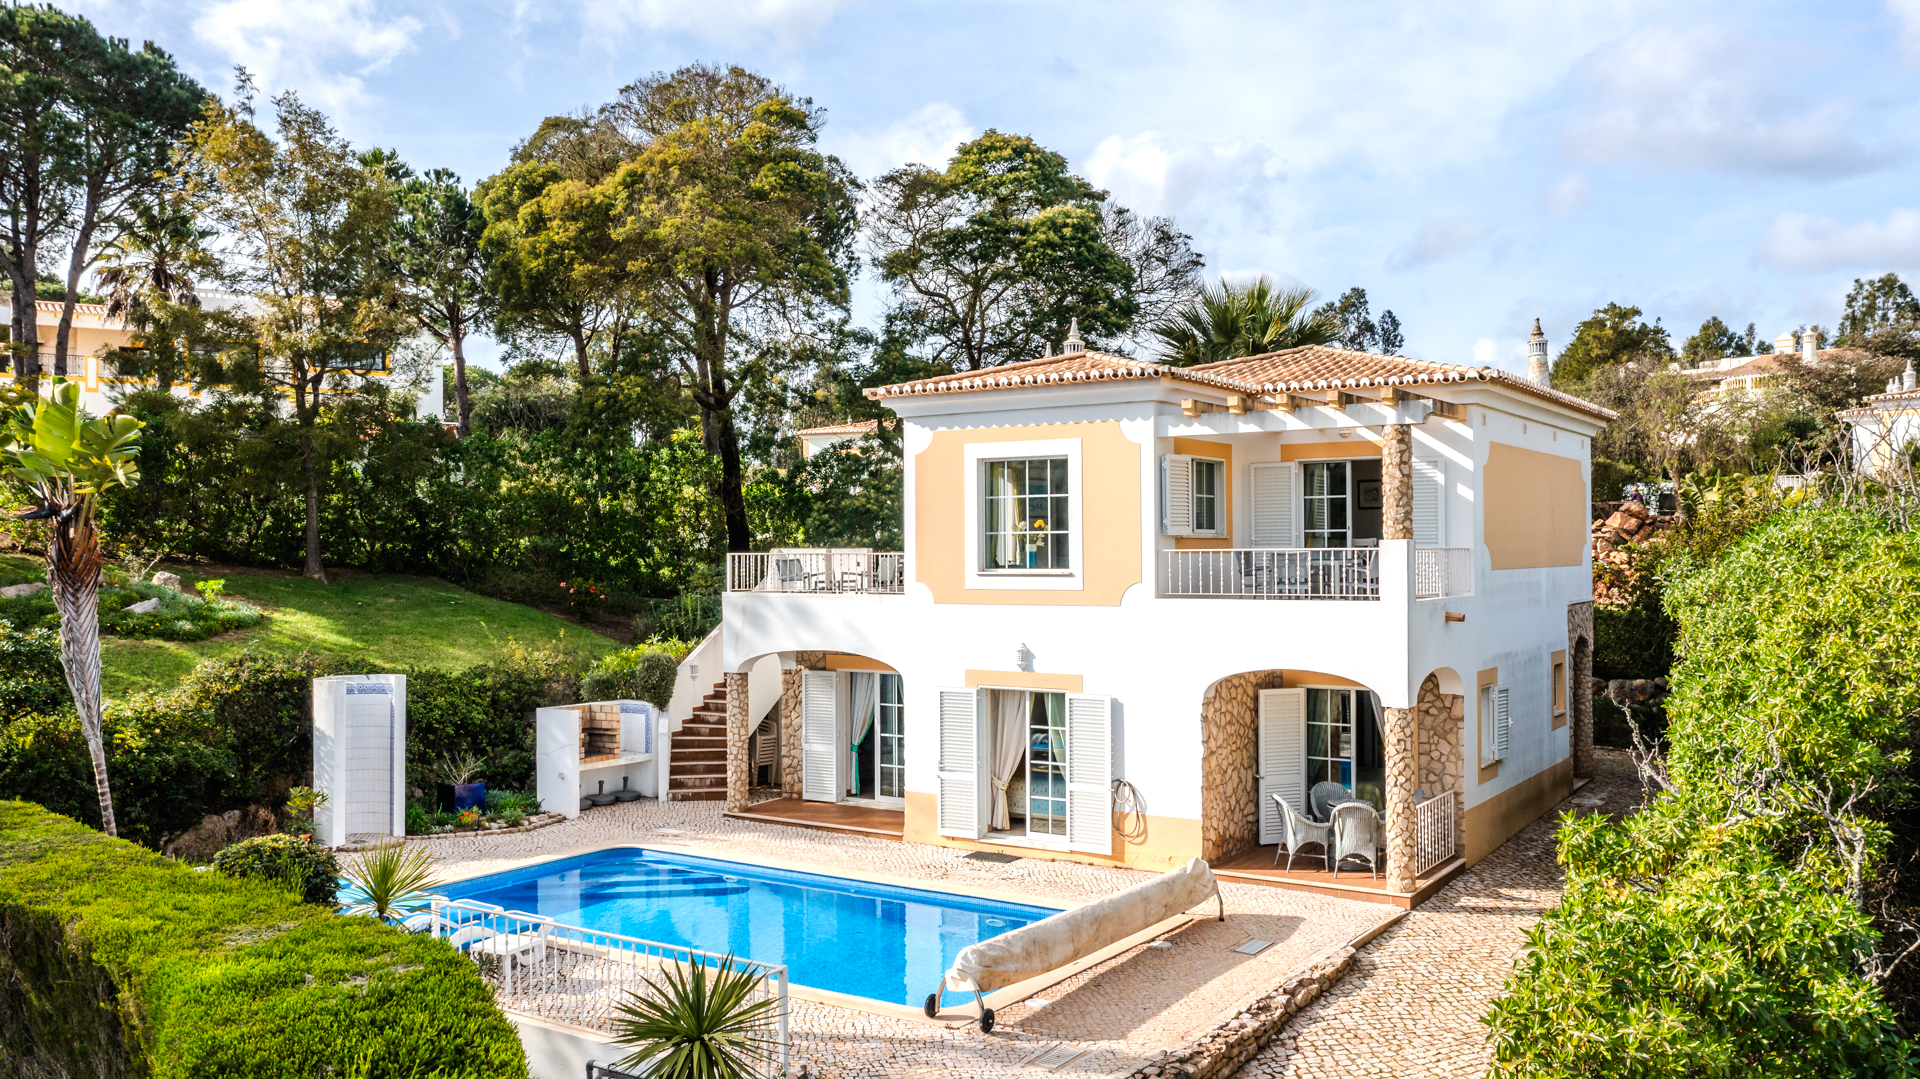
[1251,463,1297,547]
[1064,693,1113,854]
[1257,688,1306,845]
[936,687,988,838]
[1480,683,1512,766]
[1163,454,1226,537]
[1412,457,1444,547]
[801,670,839,802]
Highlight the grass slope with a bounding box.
[100,567,617,697]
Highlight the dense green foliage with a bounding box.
[1489,506,1920,1075]
[1153,276,1337,365]
[1552,302,1675,386]
[211,833,341,905]
[0,619,67,714]
[583,645,680,707]
[0,801,527,1078]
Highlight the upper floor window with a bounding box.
[1302,461,1350,548]
[1161,454,1226,537]
[984,457,1070,570]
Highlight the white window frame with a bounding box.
[964,439,1084,591]
[1479,683,1511,767]
[1163,454,1227,538]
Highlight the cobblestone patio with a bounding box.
[410,797,1396,1077]
[1235,748,1641,1079]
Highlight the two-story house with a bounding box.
[707,339,1612,905]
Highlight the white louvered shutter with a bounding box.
[936,687,988,838]
[1161,454,1194,536]
[1251,463,1297,547]
[801,670,839,802]
[1494,685,1511,761]
[1064,693,1113,854]
[1412,457,1445,547]
[1257,688,1306,845]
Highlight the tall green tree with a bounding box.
[93,194,217,391]
[1552,302,1674,387]
[1679,315,1749,367]
[868,130,1134,370]
[1153,276,1337,365]
[45,27,203,376]
[0,378,143,836]
[178,76,406,581]
[605,62,859,553]
[386,170,488,436]
[1837,273,1920,346]
[1311,287,1404,353]
[0,5,87,383]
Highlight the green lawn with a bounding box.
[99,567,620,698]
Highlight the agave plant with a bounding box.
[341,840,442,920]
[613,956,783,1079]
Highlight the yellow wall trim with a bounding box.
[902,791,1200,872]
[1476,667,1499,783]
[1464,758,1573,864]
[1171,436,1233,550]
[964,670,1084,693]
[914,420,1142,606]
[1281,440,1383,461]
[1483,442,1587,570]
[820,654,898,673]
[1550,648,1567,729]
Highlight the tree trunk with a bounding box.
[48,504,115,837]
[54,192,102,378]
[714,404,751,552]
[300,426,326,583]
[450,311,471,438]
[572,328,590,381]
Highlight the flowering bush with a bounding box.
[558,579,605,620]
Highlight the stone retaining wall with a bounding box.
[1121,945,1357,1079]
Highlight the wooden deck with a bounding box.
[1211,846,1466,909]
[724,797,906,840]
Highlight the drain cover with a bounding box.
[1031,1045,1085,1069]
[964,851,1022,863]
[1232,938,1275,956]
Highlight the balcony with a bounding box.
[1413,548,1472,599]
[1163,548,1381,600]
[727,550,905,595]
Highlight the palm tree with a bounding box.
[341,840,443,920]
[0,379,144,836]
[1153,276,1339,366]
[612,955,783,1079]
[93,197,213,329]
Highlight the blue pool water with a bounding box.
[436,848,1059,1005]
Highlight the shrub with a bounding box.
[0,801,528,1079]
[0,579,263,643]
[0,618,67,715]
[583,646,679,708]
[212,834,341,906]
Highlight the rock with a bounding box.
[152,571,189,595]
[0,582,45,598]
[126,597,162,614]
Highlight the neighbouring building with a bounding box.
[796,419,883,458]
[1840,359,1920,476]
[700,336,1613,906]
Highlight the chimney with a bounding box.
[1041,340,1053,358]
[1905,359,1917,392]
[1800,329,1818,365]
[1773,331,1798,354]
[1526,318,1551,386]
[1062,318,1084,355]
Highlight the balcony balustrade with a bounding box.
[727,549,905,595]
[1163,547,1381,600]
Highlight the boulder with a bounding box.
[0,581,45,598]
[152,571,189,595]
[126,597,162,614]
[1604,510,1643,536]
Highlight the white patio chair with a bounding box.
[450,923,548,965]
[1309,781,1350,823]
[1273,794,1331,871]
[1330,802,1380,879]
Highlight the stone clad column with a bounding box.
[725,671,750,813]
[1570,602,1595,778]
[1384,704,1417,893]
[778,668,804,797]
[1380,424,1413,541]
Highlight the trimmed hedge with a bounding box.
[0,800,529,1078]
[212,834,341,906]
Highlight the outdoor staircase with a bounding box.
[666,679,730,801]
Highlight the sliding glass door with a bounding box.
[875,674,904,800]
[1303,687,1386,810]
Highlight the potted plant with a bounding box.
[431,752,487,814]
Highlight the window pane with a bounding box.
[1051,457,1068,494]
[1327,462,1348,489]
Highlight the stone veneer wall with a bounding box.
[1383,705,1416,892]
[1380,424,1413,541]
[779,651,827,797]
[1414,673,1465,854]
[724,671,750,813]
[1199,670,1287,863]
[1567,601,1595,778]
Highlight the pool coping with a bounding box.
[430,839,1208,1027]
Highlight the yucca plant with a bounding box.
[613,956,783,1079]
[0,378,144,836]
[341,840,442,920]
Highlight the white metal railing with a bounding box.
[1414,792,1456,876]
[727,549,905,595]
[428,898,789,1076]
[1163,548,1380,600]
[1413,548,1472,599]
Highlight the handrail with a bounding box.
[727,549,905,595]
[1414,792,1456,876]
[1163,547,1380,600]
[1413,548,1472,599]
[428,897,790,1077]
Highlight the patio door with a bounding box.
[1064,693,1112,855]
[800,670,840,802]
[1257,688,1306,845]
[1250,464,1297,547]
[936,687,989,838]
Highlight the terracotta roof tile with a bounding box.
[796,419,884,437]
[865,346,1616,421]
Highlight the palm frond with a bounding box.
[342,840,442,920]
[613,955,782,1079]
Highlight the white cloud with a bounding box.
[1472,337,1498,365]
[829,103,972,179]
[1754,209,1920,272]
[1390,218,1490,269]
[193,0,422,116]
[1082,132,1283,232]
[1891,0,1920,60]
[1542,175,1590,216]
[1564,24,1894,178]
[567,0,850,46]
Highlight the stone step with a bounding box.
[671,749,725,763]
[670,775,726,790]
[672,763,726,778]
[667,789,725,802]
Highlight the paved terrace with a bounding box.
[411,798,1399,1077]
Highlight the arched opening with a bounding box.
[1571,635,1593,777]
[771,651,901,807]
[1415,669,1466,859]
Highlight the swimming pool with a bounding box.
[436,848,1059,1006]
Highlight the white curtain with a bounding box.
[847,673,878,795]
[989,690,1029,830]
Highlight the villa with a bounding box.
[695,331,1614,906]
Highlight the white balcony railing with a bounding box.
[1413,547,1472,599]
[1414,792,1456,876]
[1163,548,1380,600]
[727,549,905,595]
[431,898,790,1076]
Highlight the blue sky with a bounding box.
[67,0,1920,375]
